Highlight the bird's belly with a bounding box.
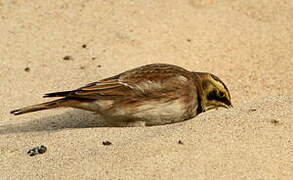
[104,99,190,126]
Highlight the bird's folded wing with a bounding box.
[44,64,191,100]
[44,78,131,100]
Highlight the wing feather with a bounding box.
[43,64,192,100]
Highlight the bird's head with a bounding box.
[194,72,232,112]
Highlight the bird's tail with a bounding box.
[10,98,68,115]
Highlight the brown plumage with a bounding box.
[10,63,232,126]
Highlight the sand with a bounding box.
[1,0,292,179]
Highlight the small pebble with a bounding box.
[178,140,184,145]
[248,108,257,112]
[102,141,112,146]
[63,55,73,61]
[97,65,101,68]
[24,67,30,72]
[82,44,87,48]
[271,119,280,125]
[27,145,47,156]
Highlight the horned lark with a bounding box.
[11,63,232,126]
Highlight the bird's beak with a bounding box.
[226,102,233,108]
[222,104,232,109]
[223,99,233,109]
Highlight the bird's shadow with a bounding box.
[0,110,112,135]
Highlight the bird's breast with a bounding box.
[102,98,196,126]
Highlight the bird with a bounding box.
[10,63,232,126]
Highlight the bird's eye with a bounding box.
[218,91,224,97]
[207,90,218,100]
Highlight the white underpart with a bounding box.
[74,97,188,126]
[120,99,185,125]
[74,100,114,112]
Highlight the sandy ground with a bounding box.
[1,0,293,179]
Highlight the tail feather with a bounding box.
[43,91,74,98]
[10,98,67,115]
